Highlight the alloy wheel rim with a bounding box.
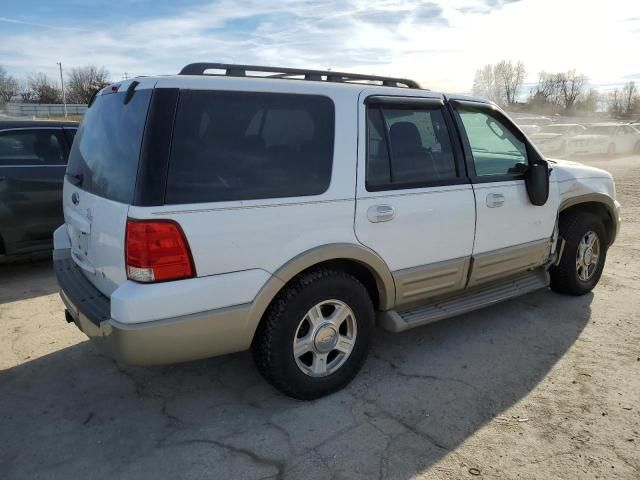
[293,300,357,377]
[576,231,600,282]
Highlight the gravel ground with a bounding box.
[1,155,639,480]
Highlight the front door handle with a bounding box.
[367,205,395,223]
[486,193,505,208]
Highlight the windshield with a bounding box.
[584,126,617,135]
[66,89,152,203]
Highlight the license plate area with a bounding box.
[73,230,90,257]
[67,218,91,260]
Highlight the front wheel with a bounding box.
[252,269,374,400]
[550,212,607,296]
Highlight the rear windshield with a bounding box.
[165,90,335,204]
[66,89,152,203]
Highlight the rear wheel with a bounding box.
[550,212,607,295]
[252,268,374,400]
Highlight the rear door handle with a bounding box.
[367,205,395,223]
[486,193,505,208]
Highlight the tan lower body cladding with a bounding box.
[392,239,550,308]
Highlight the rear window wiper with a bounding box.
[65,172,83,186]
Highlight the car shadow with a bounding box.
[0,288,593,479]
[0,259,59,304]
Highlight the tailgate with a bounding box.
[63,80,154,296]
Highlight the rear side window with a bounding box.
[366,106,458,190]
[67,89,152,203]
[165,91,335,204]
[0,129,66,166]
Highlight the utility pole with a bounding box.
[123,72,129,80]
[56,62,68,118]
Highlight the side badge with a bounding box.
[72,192,79,205]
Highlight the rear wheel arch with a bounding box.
[245,244,395,344]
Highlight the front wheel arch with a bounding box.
[559,199,616,246]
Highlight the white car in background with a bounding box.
[530,124,586,156]
[519,124,542,135]
[567,123,640,156]
[516,116,553,128]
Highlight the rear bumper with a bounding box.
[53,248,253,365]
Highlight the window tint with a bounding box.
[0,130,65,166]
[66,89,152,203]
[63,128,77,146]
[166,91,334,204]
[366,106,457,190]
[457,109,527,176]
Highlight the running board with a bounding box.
[378,268,549,333]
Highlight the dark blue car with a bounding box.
[0,120,78,259]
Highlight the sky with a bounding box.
[1,0,639,94]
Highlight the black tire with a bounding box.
[252,268,374,400]
[607,143,616,156]
[550,212,607,296]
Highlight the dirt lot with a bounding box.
[1,155,639,480]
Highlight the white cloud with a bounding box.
[0,0,638,92]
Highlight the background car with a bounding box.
[519,124,542,135]
[529,123,586,156]
[566,123,640,156]
[514,115,553,128]
[0,121,78,259]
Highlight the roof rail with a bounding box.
[179,63,421,89]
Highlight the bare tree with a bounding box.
[66,66,110,104]
[529,70,587,112]
[530,71,561,106]
[607,89,623,116]
[472,64,501,103]
[575,88,600,113]
[495,60,526,105]
[18,79,35,103]
[0,66,20,103]
[472,60,525,106]
[28,73,62,103]
[622,81,638,115]
[558,70,586,111]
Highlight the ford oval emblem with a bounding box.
[72,192,80,205]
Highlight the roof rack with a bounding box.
[179,63,421,89]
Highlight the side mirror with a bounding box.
[525,162,549,206]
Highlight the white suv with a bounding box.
[54,63,621,399]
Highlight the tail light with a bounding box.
[125,219,195,283]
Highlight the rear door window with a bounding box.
[165,91,335,204]
[66,89,152,203]
[365,105,458,190]
[0,129,66,166]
